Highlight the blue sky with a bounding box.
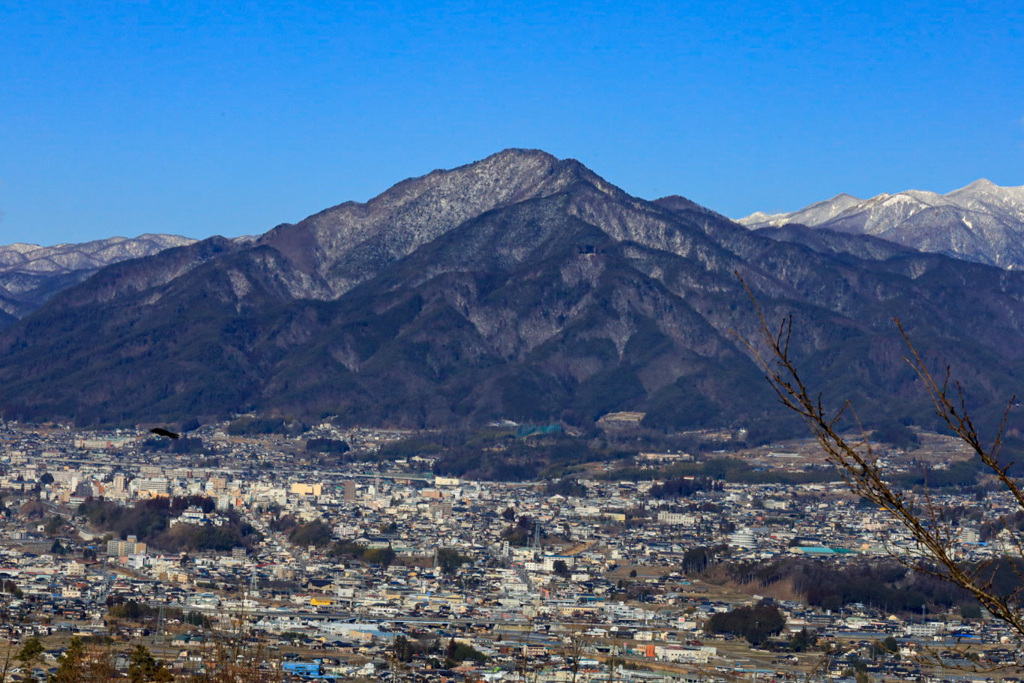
[1,0,1022,245]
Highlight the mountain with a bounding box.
[738,180,1024,268]
[0,234,197,323]
[3,150,1024,436]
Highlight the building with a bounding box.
[291,483,323,497]
[107,535,147,557]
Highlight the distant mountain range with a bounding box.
[3,151,1024,436]
[739,179,1024,268]
[0,234,196,323]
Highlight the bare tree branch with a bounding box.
[734,273,1024,639]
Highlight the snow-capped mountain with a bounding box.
[5,150,1024,435]
[0,233,196,320]
[738,180,1024,268]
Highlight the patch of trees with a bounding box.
[182,611,213,628]
[890,458,981,489]
[140,436,207,454]
[649,477,717,498]
[80,496,213,540]
[107,599,211,628]
[288,519,334,547]
[601,457,839,486]
[980,511,1024,541]
[870,421,920,450]
[870,636,900,658]
[706,600,786,646]
[16,636,44,669]
[545,478,587,497]
[345,428,656,482]
[430,432,630,482]
[393,634,416,663]
[445,638,488,665]
[108,600,159,621]
[363,547,397,566]
[129,644,174,683]
[379,437,444,459]
[226,417,307,436]
[392,634,486,668]
[435,450,544,482]
[788,627,818,652]
[20,499,49,519]
[681,545,729,574]
[44,514,66,536]
[328,540,396,567]
[436,547,472,574]
[721,557,984,614]
[78,496,259,551]
[305,438,350,454]
[153,522,258,552]
[269,514,298,534]
[501,515,537,546]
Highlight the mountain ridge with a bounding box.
[739,180,1024,268]
[3,151,1024,436]
[0,233,197,321]
[257,149,605,298]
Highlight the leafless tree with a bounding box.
[0,643,17,683]
[736,276,1024,641]
[563,630,588,683]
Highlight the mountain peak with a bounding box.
[480,147,560,164]
[959,178,998,191]
[6,150,1024,436]
[742,178,1024,268]
[258,149,612,297]
[654,195,732,223]
[737,192,863,229]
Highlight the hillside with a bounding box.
[2,150,1024,436]
[0,234,196,323]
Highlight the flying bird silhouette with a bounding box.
[150,427,180,439]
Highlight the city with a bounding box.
[4,2,1023,682]
[0,419,1018,682]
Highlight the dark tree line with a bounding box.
[78,496,259,551]
[436,547,472,574]
[649,476,717,498]
[707,600,786,646]
[328,540,397,567]
[721,557,981,614]
[305,437,350,454]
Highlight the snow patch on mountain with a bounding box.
[738,180,1024,268]
[0,233,197,317]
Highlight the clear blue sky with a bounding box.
[2,0,1022,245]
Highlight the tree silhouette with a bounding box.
[739,276,1024,640]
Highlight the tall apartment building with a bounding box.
[106,535,147,557]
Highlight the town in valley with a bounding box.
[0,417,1017,682]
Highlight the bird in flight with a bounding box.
[150,427,180,439]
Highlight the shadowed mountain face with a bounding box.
[3,149,1024,434]
[0,234,197,324]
